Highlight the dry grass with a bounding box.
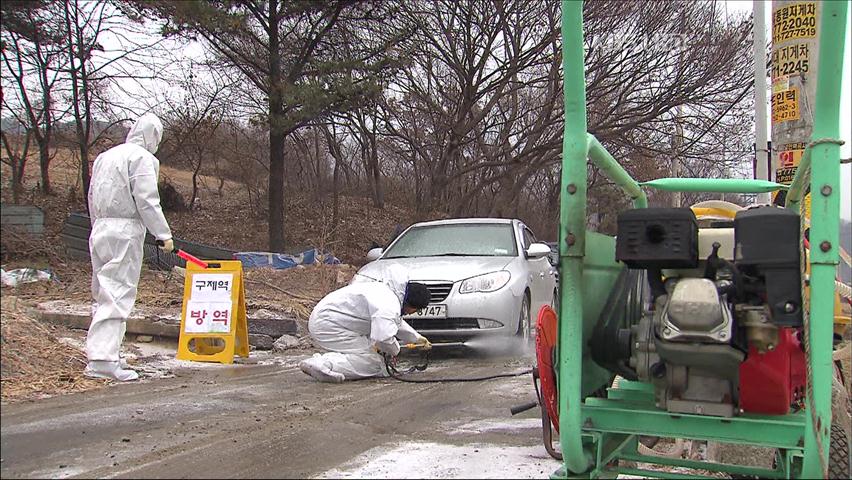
[0,262,356,403]
[0,295,106,403]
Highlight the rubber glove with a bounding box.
[159,238,174,253]
[416,335,432,350]
[376,339,401,357]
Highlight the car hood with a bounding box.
[357,256,515,283]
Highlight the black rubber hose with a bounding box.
[382,351,533,383]
[510,401,539,415]
[717,258,745,300]
[647,267,666,302]
[387,369,534,383]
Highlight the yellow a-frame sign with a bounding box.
[177,260,249,364]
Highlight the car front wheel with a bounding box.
[515,292,532,345]
[551,289,559,316]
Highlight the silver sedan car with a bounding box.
[353,218,558,344]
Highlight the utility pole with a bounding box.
[672,113,683,208]
[754,1,770,204]
[770,1,820,213]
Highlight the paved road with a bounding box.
[1,352,561,479]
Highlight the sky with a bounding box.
[727,0,851,220]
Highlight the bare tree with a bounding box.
[159,65,232,209]
[320,121,345,231]
[344,104,384,208]
[60,0,154,202]
[129,0,413,251]
[379,0,562,211]
[0,127,32,201]
[374,0,752,236]
[1,0,68,194]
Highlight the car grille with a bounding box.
[424,283,453,302]
[406,318,480,330]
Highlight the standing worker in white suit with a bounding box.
[85,113,174,381]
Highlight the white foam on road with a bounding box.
[314,441,561,479]
[29,465,88,479]
[446,417,542,435]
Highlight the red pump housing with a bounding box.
[738,327,806,415]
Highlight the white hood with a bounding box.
[378,263,409,305]
[126,113,163,154]
[357,256,513,284]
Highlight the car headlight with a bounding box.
[459,271,511,294]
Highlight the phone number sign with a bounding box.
[771,88,800,124]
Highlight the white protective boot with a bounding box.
[84,360,139,382]
[299,354,345,383]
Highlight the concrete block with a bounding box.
[36,302,298,342]
[37,311,92,330]
[126,316,181,338]
[247,316,298,337]
[249,334,275,350]
[273,334,301,352]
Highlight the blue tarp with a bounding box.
[234,249,340,269]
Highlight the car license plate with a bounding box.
[404,304,447,319]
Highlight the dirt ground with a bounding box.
[1,343,564,479]
[0,341,779,480]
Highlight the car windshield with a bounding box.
[383,223,517,258]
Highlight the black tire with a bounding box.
[551,289,559,316]
[516,292,532,344]
[830,423,850,479]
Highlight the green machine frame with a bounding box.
[555,1,848,478]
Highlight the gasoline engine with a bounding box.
[592,205,806,418]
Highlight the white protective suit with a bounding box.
[86,114,172,378]
[300,264,422,382]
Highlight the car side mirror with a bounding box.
[366,247,383,261]
[526,243,551,259]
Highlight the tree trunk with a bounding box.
[3,131,30,203]
[313,129,323,200]
[368,128,384,208]
[432,134,461,209]
[412,150,423,215]
[65,0,91,204]
[268,124,286,251]
[11,161,25,203]
[190,155,202,209]
[38,141,51,194]
[38,47,53,195]
[267,0,286,252]
[321,124,343,236]
[79,141,90,193]
[332,151,341,233]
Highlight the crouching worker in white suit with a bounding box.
[85,113,174,381]
[300,265,432,383]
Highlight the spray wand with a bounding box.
[155,240,210,269]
